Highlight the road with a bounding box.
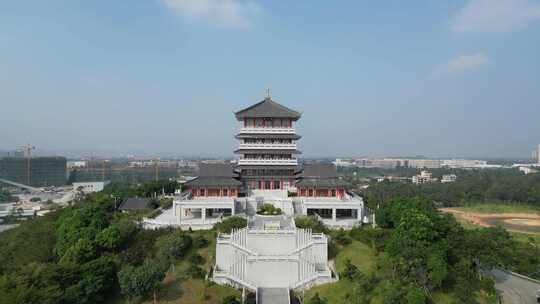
[0,178,42,193]
[490,268,540,304]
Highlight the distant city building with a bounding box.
[412,170,437,184]
[333,158,356,167]
[407,159,442,169]
[472,164,504,169]
[355,158,407,169]
[128,159,177,168]
[337,158,492,170]
[72,181,110,193]
[67,160,88,169]
[0,156,67,187]
[537,144,540,164]
[441,159,487,169]
[441,174,457,183]
[519,167,538,175]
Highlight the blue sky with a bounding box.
[1,0,539,158]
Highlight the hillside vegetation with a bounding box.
[0,182,242,304]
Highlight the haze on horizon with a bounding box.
[1,1,539,159]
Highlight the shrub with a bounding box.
[328,240,339,260]
[159,198,173,209]
[256,204,282,215]
[340,259,359,280]
[194,235,210,248]
[147,209,163,219]
[222,295,241,304]
[187,264,205,279]
[189,253,205,265]
[295,216,328,233]
[308,293,327,304]
[214,216,247,233]
[349,227,390,252]
[333,230,352,246]
[30,197,41,202]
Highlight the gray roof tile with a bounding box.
[119,198,157,210]
[185,176,242,187]
[235,98,301,120]
[299,164,338,178]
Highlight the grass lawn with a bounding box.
[334,239,377,274]
[509,231,540,244]
[304,239,377,304]
[458,203,540,214]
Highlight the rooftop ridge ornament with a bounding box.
[265,88,271,99]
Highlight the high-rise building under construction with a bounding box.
[0,156,67,187]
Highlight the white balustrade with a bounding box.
[238,159,298,166]
[239,127,295,134]
[238,143,297,150]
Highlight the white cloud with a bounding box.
[451,0,540,33]
[161,0,260,29]
[433,53,490,76]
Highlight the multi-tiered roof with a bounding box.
[181,95,350,197]
[234,97,302,191]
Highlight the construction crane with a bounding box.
[21,144,35,186]
[154,159,160,181]
[102,160,108,181]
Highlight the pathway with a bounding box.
[489,268,540,304]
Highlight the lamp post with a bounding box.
[111,194,117,214]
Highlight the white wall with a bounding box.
[247,260,298,287]
[247,232,297,255]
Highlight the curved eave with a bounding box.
[185,177,242,187]
[295,179,350,188]
[234,98,302,121]
[235,114,301,121]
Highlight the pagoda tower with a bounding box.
[234,96,302,191]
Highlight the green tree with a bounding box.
[155,230,192,263]
[60,238,96,264]
[63,257,116,304]
[118,261,165,304]
[405,287,426,304]
[96,226,122,251]
[54,203,109,258]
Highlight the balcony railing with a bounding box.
[238,159,298,166]
[238,143,297,150]
[239,127,295,134]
